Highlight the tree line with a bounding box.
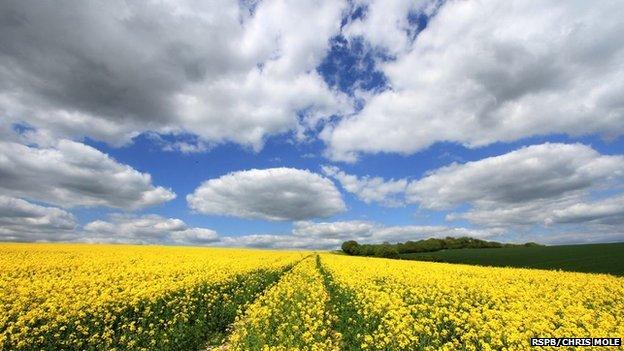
[341,237,542,259]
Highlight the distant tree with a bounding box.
[359,244,376,256]
[523,242,542,247]
[421,238,445,252]
[340,237,541,258]
[373,244,400,259]
[341,240,360,255]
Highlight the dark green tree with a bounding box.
[341,240,360,255]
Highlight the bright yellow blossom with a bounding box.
[319,254,624,351]
[0,243,305,350]
[225,257,339,351]
[2,243,622,351]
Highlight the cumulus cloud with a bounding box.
[0,196,77,241]
[446,195,624,231]
[83,214,218,245]
[1,208,220,245]
[321,144,624,236]
[322,165,408,206]
[292,220,376,239]
[410,143,624,230]
[344,0,436,55]
[371,225,503,243]
[324,0,624,161]
[0,0,350,150]
[407,143,624,210]
[0,137,176,209]
[82,217,377,249]
[548,195,624,225]
[218,220,501,250]
[217,234,342,250]
[187,168,345,221]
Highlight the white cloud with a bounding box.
[445,198,574,228]
[187,168,345,221]
[0,196,77,242]
[0,0,350,150]
[83,214,218,245]
[0,137,176,209]
[218,234,343,250]
[549,195,624,225]
[1,208,220,245]
[448,194,624,231]
[371,225,502,242]
[216,220,500,250]
[528,229,624,246]
[407,143,624,210]
[324,0,624,161]
[344,0,435,55]
[407,143,624,235]
[320,144,624,237]
[169,227,220,244]
[292,220,376,239]
[322,165,408,206]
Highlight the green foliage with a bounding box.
[373,244,400,259]
[523,242,541,247]
[340,237,541,258]
[341,240,359,255]
[202,268,288,348]
[1,267,289,351]
[400,243,624,276]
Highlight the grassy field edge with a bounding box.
[399,242,624,276]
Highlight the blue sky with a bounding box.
[85,126,623,240]
[1,0,623,248]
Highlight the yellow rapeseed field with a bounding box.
[0,243,305,350]
[1,244,623,350]
[225,256,339,351]
[319,254,624,351]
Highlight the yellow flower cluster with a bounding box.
[0,243,305,350]
[225,256,339,351]
[320,254,624,351]
[2,243,622,351]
